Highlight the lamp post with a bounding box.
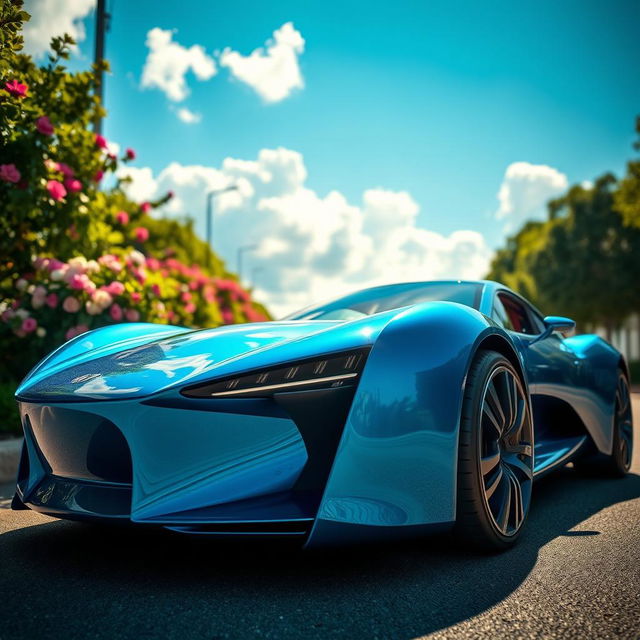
[250,266,264,289]
[93,0,110,135]
[205,184,239,249]
[237,244,258,284]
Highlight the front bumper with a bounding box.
[14,385,355,540]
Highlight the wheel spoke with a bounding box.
[486,381,506,432]
[505,466,524,530]
[484,464,504,500]
[503,451,533,480]
[482,400,502,436]
[496,474,512,532]
[503,396,525,440]
[481,451,501,475]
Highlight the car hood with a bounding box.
[17,312,398,402]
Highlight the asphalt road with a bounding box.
[1,397,639,640]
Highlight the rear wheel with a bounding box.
[454,351,534,551]
[574,371,633,477]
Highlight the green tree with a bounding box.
[614,115,640,227]
[488,155,640,333]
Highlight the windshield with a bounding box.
[287,281,483,321]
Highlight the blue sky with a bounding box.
[23,0,640,312]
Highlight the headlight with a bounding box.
[181,348,369,398]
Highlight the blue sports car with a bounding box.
[12,280,633,550]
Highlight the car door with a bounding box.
[491,291,581,395]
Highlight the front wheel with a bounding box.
[453,351,534,551]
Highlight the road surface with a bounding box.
[0,397,638,640]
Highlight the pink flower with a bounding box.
[69,273,92,291]
[46,180,67,201]
[46,293,59,308]
[57,163,74,178]
[181,291,192,302]
[1,308,15,322]
[95,134,108,149]
[36,116,54,136]
[140,202,152,214]
[146,257,160,270]
[115,210,129,225]
[133,226,149,242]
[106,281,125,296]
[151,284,161,297]
[65,324,89,341]
[109,303,123,321]
[5,80,28,98]
[125,148,136,160]
[93,170,104,182]
[131,292,142,303]
[184,302,196,314]
[0,164,21,183]
[125,308,140,322]
[64,178,82,193]
[221,308,234,324]
[21,317,37,333]
[47,259,65,272]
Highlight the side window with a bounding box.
[492,296,514,330]
[497,293,539,335]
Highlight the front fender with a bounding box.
[306,302,513,546]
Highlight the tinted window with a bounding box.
[497,293,540,335]
[287,282,482,320]
[492,296,514,330]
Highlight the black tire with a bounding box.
[454,350,534,551]
[574,371,633,478]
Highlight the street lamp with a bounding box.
[250,266,264,289]
[205,184,239,249]
[237,244,258,284]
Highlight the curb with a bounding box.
[0,438,22,485]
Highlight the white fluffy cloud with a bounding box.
[219,22,305,103]
[175,107,202,124]
[495,161,568,230]
[141,28,217,102]
[22,0,94,58]
[121,147,491,316]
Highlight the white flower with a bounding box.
[129,250,146,265]
[92,290,113,309]
[50,269,65,281]
[16,278,28,291]
[36,327,46,338]
[85,301,102,316]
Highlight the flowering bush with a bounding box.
[1,251,266,351]
[0,5,270,424]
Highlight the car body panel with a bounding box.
[12,280,627,546]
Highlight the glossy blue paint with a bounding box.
[12,280,628,546]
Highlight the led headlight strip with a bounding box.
[181,348,369,398]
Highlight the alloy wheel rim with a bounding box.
[479,365,534,537]
[616,375,633,471]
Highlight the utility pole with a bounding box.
[237,244,258,283]
[205,185,239,250]
[93,0,108,135]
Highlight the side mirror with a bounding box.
[528,316,576,346]
[543,316,576,334]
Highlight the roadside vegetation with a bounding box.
[0,2,269,436]
[487,117,640,379]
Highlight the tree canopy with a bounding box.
[487,125,640,330]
